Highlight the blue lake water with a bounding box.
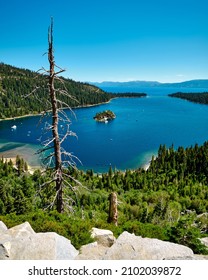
[1,86,208,172]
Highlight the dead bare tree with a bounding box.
[33,18,81,213]
[48,19,64,212]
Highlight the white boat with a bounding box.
[104,117,108,123]
[11,125,17,129]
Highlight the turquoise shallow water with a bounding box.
[1,86,208,172]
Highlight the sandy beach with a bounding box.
[0,142,41,171]
[1,155,38,174]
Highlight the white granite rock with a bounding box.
[0,222,78,260]
[91,227,115,247]
[76,242,108,260]
[200,237,208,247]
[0,221,7,232]
[0,223,202,260]
[103,231,194,260]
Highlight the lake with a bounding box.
[1,86,208,173]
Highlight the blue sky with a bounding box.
[1,0,208,82]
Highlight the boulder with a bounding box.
[103,231,194,260]
[76,227,115,260]
[0,221,7,232]
[76,242,108,260]
[200,237,208,247]
[0,222,78,260]
[0,223,203,260]
[9,232,78,260]
[77,231,194,260]
[91,227,115,247]
[7,221,35,238]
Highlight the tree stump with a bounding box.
[108,192,118,226]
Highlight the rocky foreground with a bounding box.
[0,221,208,260]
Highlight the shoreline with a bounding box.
[0,142,42,172]
[0,98,117,122]
[1,156,39,175]
[0,148,152,174]
[0,95,144,122]
[0,113,41,122]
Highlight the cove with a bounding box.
[1,86,208,173]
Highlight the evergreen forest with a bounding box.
[0,63,146,120]
[169,92,208,105]
[0,63,114,119]
[93,110,116,122]
[1,142,208,253]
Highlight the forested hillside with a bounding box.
[0,63,113,119]
[1,142,208,253]
[169,92,208,105]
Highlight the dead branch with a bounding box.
[30,18,83,213]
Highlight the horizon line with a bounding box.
[1,61,208,85]
[89,78,208,84]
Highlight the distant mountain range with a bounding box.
[91,79,208,88]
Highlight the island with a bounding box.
[93,110,116,123]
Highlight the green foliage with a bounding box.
[168,215,208,254]
[93,110,116,122]
[0,210,94,249]
[0,157,35,214]
[1,141,208,252]
[115,93,147,98]
[0,63,114,119]
[169,92,208,105]
[121,220,169,240]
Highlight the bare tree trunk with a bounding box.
[34,18,81,213]
[108,192,118,226]
[48,19,63,213]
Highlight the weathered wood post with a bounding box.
[108,192,118,226]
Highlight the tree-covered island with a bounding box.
[93,110,116,122]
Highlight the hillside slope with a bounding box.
[0,63,113,119]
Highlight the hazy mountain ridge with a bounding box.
[92,79,208,88]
